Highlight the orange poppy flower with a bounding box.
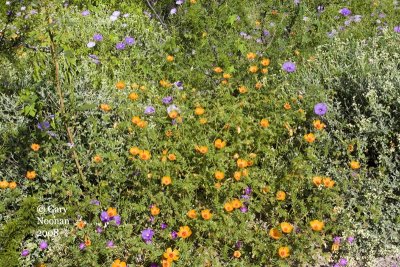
[8,181,17,189]
[187,209,197,219]
[350,161,360,169]
[177,226,192,239]
[93,155,102,163]
[112,259,127,267]
[247,52,256,60]
[283,103,291,110]
[278,246,290,258]
[199,118,208,124]
[31,143,40,151]
[76,220,86,229]
[162,176,172,186]
[150,205,160,216]
[233,171,241,181]
[131,116,141,125]
[214,139,226,149]
[214,171,225,180]
[163,247,179,262]
[107,207,117,217]
[313,176,322,186]
[196,146,208,154]
[304,133,316,143]
[269,228,282,240]
[280,222,294,234]
[231,199,242,209]
[213,67,223,73]
[166,55,174,62]
[276,190,286,201]
[223,73,232,79]
[169,110,179,119]
[238,86,248,94]
[128,92,139,101]
[139,150,151,160]
[201,209,212,220]
[313,120,326,130]
[224,202,234,212]
[310,220,324,231]
[260,119,270,128]
[261,58,270,66]
[233,250,241,258]
[194,107,205,115]
[26,171,36,180]
[0,180,9,189]
[261,68,268,74]
[249,65,258,73]
[100,104,111,112]
[255,82,263,89]
[129,147,140,156]
[236,159,248,169]
[167,154,176,161]
[115,81,125,90]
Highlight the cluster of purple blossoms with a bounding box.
[100,211,121,225]
[239,187,252,213]
[21,241,48,257]
[116,36,135,50]
[282,61,296,73]
[339,8,352,16]
[162,96,173,105]
[144,106,156,115]
[314,103,328,116]
[141,228,155,244]
[394,25,400,33]
[333,258,348,267]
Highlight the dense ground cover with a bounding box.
[0,0,399,266]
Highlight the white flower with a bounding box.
[21,6,26,11]
[6,1,10,5]
[112,11,121,17]
[87,41,96,48]
[110,15,118,21]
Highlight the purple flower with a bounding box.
[123,13,130,18]
[339,8,352,16]
[170,8,177,15]
[112,11,121,17]
[263,29,270,36]
[87,41,96,48]
[100,211,110,222]
[334,264,340,267]
[124,36,135,45]
[241,195,250,200]
[282,61,296,73]
[81,10,90,16]
[162,96,173,105]
[245,187,252,195]
[144,106,156,115]
[47,131,57,138]
[161,223,168,229]
[333,236,341,244]
[150,263,159,267]
[37,121,50,130]
[317,5,324,13]
[171,231,178,239]
[93,34,103,41]
[294,0,300,4]
[39,241,48,250]
[96,227,103,233]
[79,243,86,250]
[21,249,29,257]
[347,236,355,244]
[314,103,328,116]
[327,29,338,38]
[339,258,348,266]
[171,81,183,90]
[176,0,184,4]
[235,241,243,248]
[344,20,351,26]
[240,205,248,213]
[394,26,400,33]
[141,228,154,243]
[106,240,114,248]
[90,199,100,205]
[110,15,118,21]
[89,54,100,64]
[116,42,126,50]
[114,215,121,225]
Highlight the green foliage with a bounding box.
[0,0,399,266]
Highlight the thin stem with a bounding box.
[48,29,86,186]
